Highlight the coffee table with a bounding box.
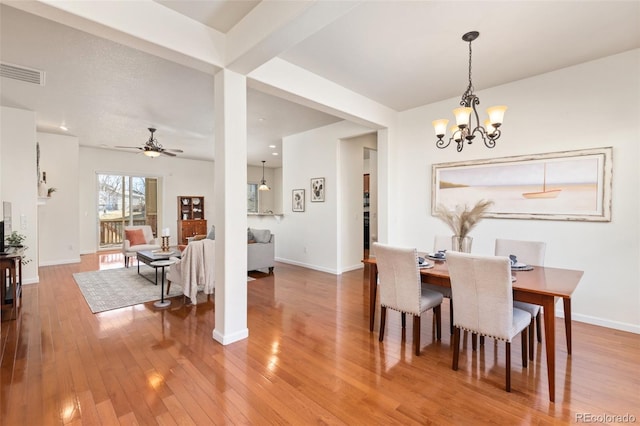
[137,249,180,285]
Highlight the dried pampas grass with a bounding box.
[435,199,493,238]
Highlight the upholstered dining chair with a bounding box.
[373,242,443,356]
[122,225,161,267]
[447,251,531,392]
[423,235,454,334]
[495,238,546,360]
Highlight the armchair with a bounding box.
[167,239,215,305]
[122,225,161,267]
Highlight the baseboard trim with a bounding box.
[39,258,81,267]
[212,328,249,345]
[340,263,364,273]
[556,309,639,334]
[275,257,338,274]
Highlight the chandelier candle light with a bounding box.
[433,31,507,152]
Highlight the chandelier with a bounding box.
[433,31,507,152]
[258,160,270,191]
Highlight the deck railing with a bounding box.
[99,219,148,247]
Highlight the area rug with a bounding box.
[73,267,186,313]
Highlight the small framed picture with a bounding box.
[310,177,325,202]
[292,189,305,212]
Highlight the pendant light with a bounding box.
[433,31,507,152]
[259,160,270,191]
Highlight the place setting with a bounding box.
[509,254,534,271]
[426,250,447,261]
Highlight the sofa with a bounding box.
[248,228,275,274]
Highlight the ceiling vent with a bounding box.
[0,62,45,86]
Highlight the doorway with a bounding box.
[97,174,159,249]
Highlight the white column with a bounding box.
[212,69,249,344]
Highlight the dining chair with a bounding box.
[423,235,454,334]
[447,251,531,392]
[373,242,443,356]
[495,238,546,360]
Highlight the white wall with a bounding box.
[78,147,215,253]
[278,120,372,273]
[392,50,640,332]
[37,132,80,265]
[0,106,39,283]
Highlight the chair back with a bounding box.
[434,235,453,251]
[124,225,154,244]
[446,251,514,341]
[373,242,422,315]
[495,238,546,266]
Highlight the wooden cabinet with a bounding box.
[177,196,207,245]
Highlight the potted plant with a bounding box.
[47,187,58,197]
[5,231,26,247]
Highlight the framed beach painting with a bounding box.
[292,189,305,212]
[310,177,325,202]
[431,147,612,221]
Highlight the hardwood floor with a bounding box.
[1,253,639,424]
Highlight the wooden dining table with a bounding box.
[363,257,583,402]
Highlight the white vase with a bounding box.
[38,182,47,197]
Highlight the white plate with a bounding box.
[511,262,528,268]
[192,198,200,205]
[427,253,446,260]
[419,262,433,269]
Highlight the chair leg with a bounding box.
[434,305,442,340]
[528,318,535,361]
[166,280,171,295]
[521,326,528,368]
[472,333,478,351]
[536,311,542,343]
[449,298,454,335]
[506,341,511,392]
[480,335,485,346]
[413,315,421,356]
[452,327,461,370]
[378,306,387,342]
[125,256,128,268]
[268,266,274,274]
[401,313,406,329]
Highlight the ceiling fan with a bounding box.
[115,127,184,157]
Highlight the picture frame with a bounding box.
[432,147,612,222]
[310,177,325,202]
[292,189,305,212]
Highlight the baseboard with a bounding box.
[556,308,639,334]
[340,263,364,273]
[80,249,96,255]
[39,258,81,267]
[23,276,39,285]
[212,328,249,345]
[274,257,338,274]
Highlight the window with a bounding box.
[247,183,258,213]
[97,174,159,248]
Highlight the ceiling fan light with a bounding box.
[144,150,161,158]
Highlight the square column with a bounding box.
[212,69,249,344]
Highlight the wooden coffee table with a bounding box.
[136,249,180,285]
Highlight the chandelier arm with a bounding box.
[436,137,452,149]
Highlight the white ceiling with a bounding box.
[1,1,638,168]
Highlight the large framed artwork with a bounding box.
[432,147,613,222]
[292,189,305,212]
[310,177,325,202]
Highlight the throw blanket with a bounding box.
[180,239,215,304]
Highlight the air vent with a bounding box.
[0,62,45,86]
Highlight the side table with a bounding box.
[150,259,176,308]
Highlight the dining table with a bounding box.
[362,257,583,402]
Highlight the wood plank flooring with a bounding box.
[1,252,639,424]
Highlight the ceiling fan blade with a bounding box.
[165,149,184,153]
[114,145,141,149]
[160,151,177,157]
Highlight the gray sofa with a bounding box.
[248,229,275,273]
